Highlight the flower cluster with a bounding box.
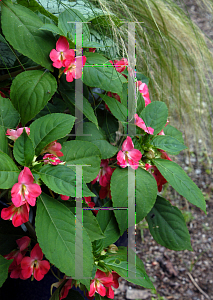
[5,237,50,281]
[87,269,120,299]
[50,36,87,82]
[1,167,41,227]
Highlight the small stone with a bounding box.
[126,288,151,299]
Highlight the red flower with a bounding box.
[43,153,62,165]
[60,194,69,200]
[88,270,120,299]
[145,151,171,192]
[41,140,63,157]
[1,203,30,227]
[105,92,121,112]
[6,127,30,141]
[99,182,112,200]
[88,270,114,298]
[49,36,75,68]
[52,276,73,300]
[4,236,31,279]
[135,114,154,135]
[117,136,142,169]
[92,159,114,187]
[89,48,96,53]
[110,58,128,73]
[11,167,42,207]
[4,236,31,265]
[136,81,151,106]
[64,56,87,82]
[21,243,50,281]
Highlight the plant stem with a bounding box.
[24,221,37,241]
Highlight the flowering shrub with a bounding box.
[0,1,206,299]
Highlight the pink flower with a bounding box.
[21,243,50,281]
[41,140,63,157]
[158,120,169,135]
[89,48,96,53]
[60,194,69,200]
[110,58,128,73]
[49,36,75,68]
[117,136,142,170]
[1,203,30,227]
[52,276,73,300]
[6,127,30,141]
[136,81,151,106]
[135,114,154,135]
[92,159,114,187]
[11,167,42,207]
[64,56,87,82]
[88,270,115,298]
[43,153,62,165]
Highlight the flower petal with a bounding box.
[30,243,43,260]
[122,136,134,152]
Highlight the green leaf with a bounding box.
[17,0,58,23]
[141,102,168,134]
[62,201,105,242]
[153,159,206,212]
[0,96,20,130]
[0,152,19,189]
[0,218,24,256]
[136,73,149,85]
[147,196,192,250]
[151,135,187,155]
[33,97,67,120]
[83,53,127,97]
[59,78,98,127]
[10,70,57,125]
[111,168,157,234]
[62,140,101,183]
[163,124,185,144]
[100,94,127,122]
[136,92,145,116]
[30,113,75,156]
[83,210,105,242]
[0,126,9,154]
[13,129,35,166]
[0,255,13,288]
[58,9,90,40]
[103,247,154,289]
[38,165,94,197]
[76,123,118,159]
[35,193,93,277]
[96,202,120,249]
[1,0,56,70]
[39,24,64,35]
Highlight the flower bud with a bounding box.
[145,148,156,159]
[108,244,118,253]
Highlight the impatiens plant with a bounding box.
[0,0,207,299]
